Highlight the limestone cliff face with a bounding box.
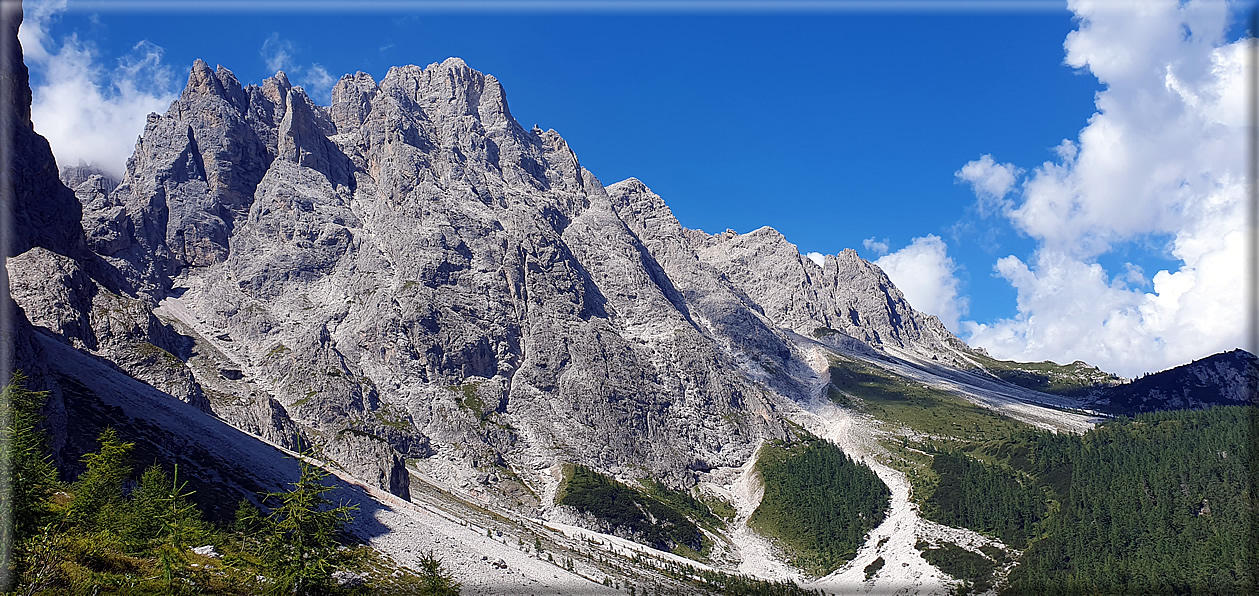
[64,57,803,498]
[14,46,981,502]
[607,180,971,366]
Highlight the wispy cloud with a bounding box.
[19,0,178,178]
[862,237,889,257]
[260,32,295,73]
[258,33,338,104]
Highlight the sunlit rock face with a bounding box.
[34,49,974,501]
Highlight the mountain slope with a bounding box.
[58,57,813,503]
[1084,349,1258,414]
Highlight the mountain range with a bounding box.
[3,4,1254,592]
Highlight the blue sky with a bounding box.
[19,0,1256,377]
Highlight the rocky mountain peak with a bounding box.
[59,162,118,191]
[261,71,292,110]
[277,85,347,185]
[330,71,378,132]
[183,58,225,99]
[377,57,512,127]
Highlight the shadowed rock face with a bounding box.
[1,3,83,261]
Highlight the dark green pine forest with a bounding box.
[921,405,1256,595]
[749,433,891,576]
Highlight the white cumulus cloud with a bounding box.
[19,0,178,178]
[961,0,1251,377]
[876,235,968,333]
[955,154,1022,216]
[805,252,825,267]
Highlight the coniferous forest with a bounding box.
[749,433,890,576]
[919,405,1256,595]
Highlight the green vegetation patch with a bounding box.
[966,351,1119,397]
[824,353,1253,594]
[555,464,706,557]
[373,406,413,432]
[265,343,290,359]
[864,556,886,580]
[826,356,1028,446]
[748,433,890,576]
[448,381,489,422]
[916,540,1001,596]
[640,478,728,534]
[291,389,318,409]
[135,341,184,368]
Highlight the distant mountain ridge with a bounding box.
[1083,349,1258,414]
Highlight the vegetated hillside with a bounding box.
[555,464,714,558]
[965,351,1122,397]
[1084,349,1258,414]
[822,344,1256,594]
[823,353,1032,496]
[748,432,890,576]
[919,406,1255,594]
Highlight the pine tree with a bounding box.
[154,464,202,594]
[259,448,359,594]
[127,464,173,547]
[234,498,266,551]
[66,427,134,533]
[0,373,59,591]
[416,550,461,595]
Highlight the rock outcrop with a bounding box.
[608,179,971,366]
